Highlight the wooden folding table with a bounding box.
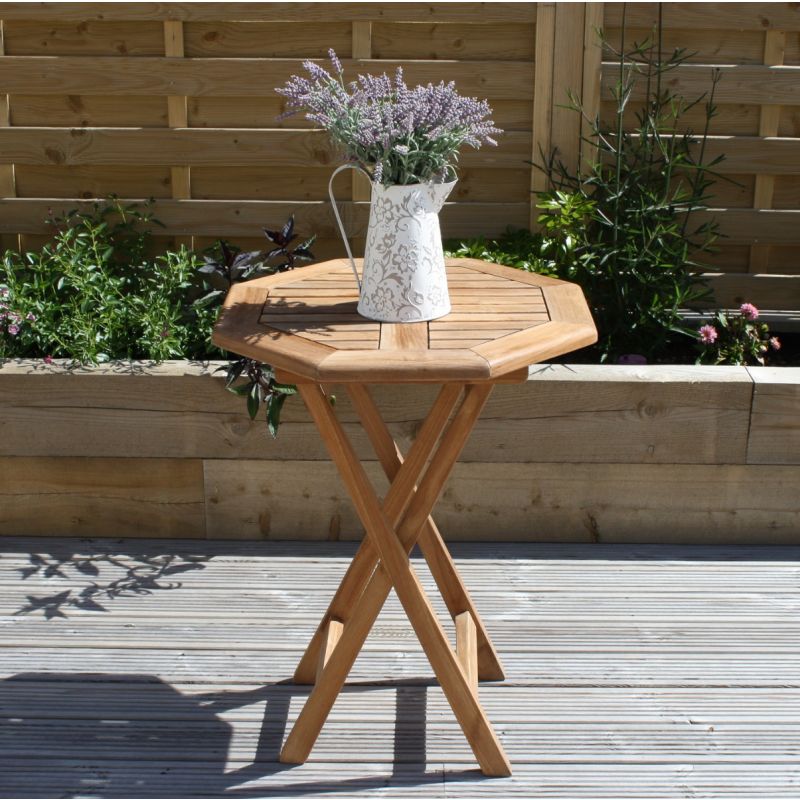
[212,257,597,777]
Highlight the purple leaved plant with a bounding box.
[277,50,502,186]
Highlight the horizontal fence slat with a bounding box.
[703,137,800,175]
[0,3,538,23]
[0,127,531,168]
[4,132,797,176]
[601,64,800,106]
[668,136,800,176]
[0,56,535,99]
[698,209,800,244]
[2,202,797,245]
[0,198,530,238]
[604,3,800,32]
[698,274,800,310]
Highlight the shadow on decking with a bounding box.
[10,549,212,619]
[1,673,482,797]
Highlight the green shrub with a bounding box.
[451,10,727,364]
[0,200,213,362]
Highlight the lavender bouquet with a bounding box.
[277,50,501,186]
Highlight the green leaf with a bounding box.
[227,382,251,397]
[225,360,246,387]
[267,392,287,438]
[247,382,260,420]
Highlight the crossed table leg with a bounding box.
[276,377,512,777]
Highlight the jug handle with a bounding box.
[328,162,372,292]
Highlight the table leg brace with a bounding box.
[280,382,511,777]
[292,383,463,684]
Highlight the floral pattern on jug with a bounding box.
[357,179,456,322]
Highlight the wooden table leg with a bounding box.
[291,383,463,684]
[348,384,505,682]
[281,382,511,777]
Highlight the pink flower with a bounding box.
[43,355,54,364]
[770,336,781,351]
[739,303,759,321]
[698,324,718,345]
[26,312,36,321]
[7,324,19,336]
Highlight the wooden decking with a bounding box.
[1,536,799,798]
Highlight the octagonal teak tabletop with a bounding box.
[212,258,596,778]
[212,257,597,383]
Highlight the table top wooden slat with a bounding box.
[212,258,597,383]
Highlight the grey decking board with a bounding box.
[1,536,800,798]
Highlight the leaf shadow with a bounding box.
[13,548,212,619]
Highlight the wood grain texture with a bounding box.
[580,3,604,170]
[10,532,800,795]
[0,127,531,168]
[605,63,800,106]
[750,30,786,273]
[0,21,17,251]
[346,382,505,682]
[0,4,538,23]
[746,367,800,465]
[0,197,531,239]
[0,362,759,466]
[372,21,535,61]
[0,539,800,800]
[0,3,797,304]
[202,460,800,544]
[455,610,479,695]
[282,382,510,776]
[530,1,556,216]
[214,259,592,383]
[350,21,372,203]
[0,56,534,99]
[0,457,205,538]
[315,618,343,682]
[693,272,799,309]
[605,3,800,32]
[289,381,464,684]
[550,3,585,177]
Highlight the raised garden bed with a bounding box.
[1,360,797,544]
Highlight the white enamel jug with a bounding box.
[329,164,455,323]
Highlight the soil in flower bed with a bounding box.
[550,330,799,367]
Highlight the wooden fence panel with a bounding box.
[0,2,797,310]
[601,3,800,308]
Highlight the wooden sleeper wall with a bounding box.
[0,362,797,544]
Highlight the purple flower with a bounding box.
[698,325,718,345]
[26,312,36,321]
[276,50,502,185]
[770,336,781,351]
[740,302,759,321]
[7,324,19,336]
[43,355,53,364]
[328,48,343,76]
